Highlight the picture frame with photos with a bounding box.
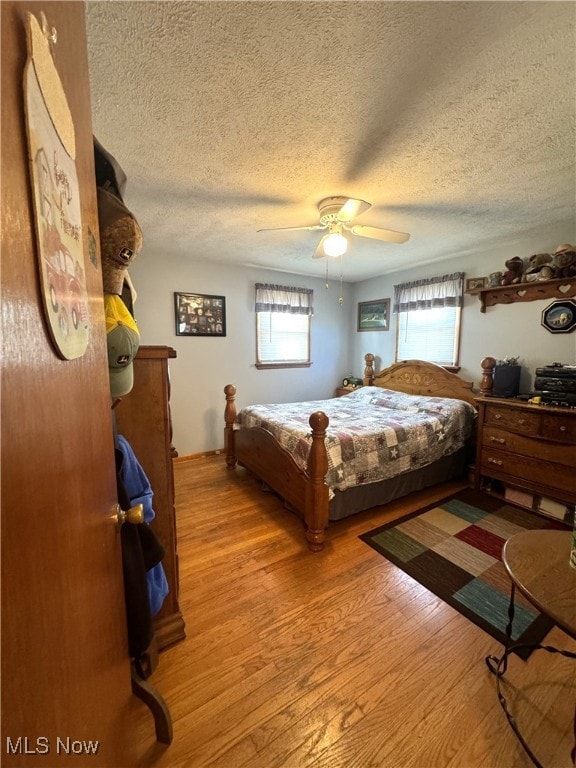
[174,292,226,336]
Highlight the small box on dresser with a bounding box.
[474,396,576,506]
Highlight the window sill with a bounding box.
[256,362,312,370]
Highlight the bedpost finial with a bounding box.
[364,353,375,385]
[309,411,329,433]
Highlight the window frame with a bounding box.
[395,305,462,371]
[255,307,312,370]
[254,283,314,370]
[393,273,464,370]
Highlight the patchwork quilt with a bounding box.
[235,386,477,493]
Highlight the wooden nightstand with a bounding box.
[335,386,361,397]
[474,396,576,505]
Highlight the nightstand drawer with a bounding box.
[484,406,540,436]
[482,427,576,468]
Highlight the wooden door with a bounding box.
[1,3,138,764]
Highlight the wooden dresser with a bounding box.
[115,345,185,650]
[474,396,576,505]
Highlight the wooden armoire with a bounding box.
[115,346,185,650]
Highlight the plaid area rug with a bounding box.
[360,487,570,658]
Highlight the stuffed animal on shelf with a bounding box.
[538,265,554,280]
[501,256,524,285]
[522,252,552,281]
[550,244,576,279]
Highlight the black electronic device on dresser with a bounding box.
[534,362,576,407]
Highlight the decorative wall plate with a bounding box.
[541,298,576,333]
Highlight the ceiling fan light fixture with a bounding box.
[323,225,347,257]
[257,196,411,258]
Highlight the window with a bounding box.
[255,283,313,368]
[393,273,464,368]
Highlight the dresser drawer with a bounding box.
[482,427,576,468]
[484,406,541,436]
[479,447,576,496]
[541,414,576,443]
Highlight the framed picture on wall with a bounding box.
[174,292,226,336]
[465,277,487,291]
[541,299,576,334]
[357,299,390,332]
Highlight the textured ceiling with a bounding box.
[85,1,575,282]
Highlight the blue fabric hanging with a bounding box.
[115,434,169,616]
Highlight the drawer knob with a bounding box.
[494,414,502,420]
[559,425,567,432]
[489,436,505,444]
[518,419,526,425]
[488,457,503,466]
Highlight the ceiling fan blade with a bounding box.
[257,224,325,233]
[312,235,329,259]
[350,224,410,244]
[337,198,371,222]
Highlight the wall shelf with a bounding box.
[466,278,576,313]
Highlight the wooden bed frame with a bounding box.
[224,356,494,551]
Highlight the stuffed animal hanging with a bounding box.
[97,186,143,295]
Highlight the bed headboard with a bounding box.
[363,354,477,407]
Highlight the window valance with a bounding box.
[393,273,464,314]
[255,283,314,315]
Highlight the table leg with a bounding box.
[485,583,576,768]
[486,582,516,676]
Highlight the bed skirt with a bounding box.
[327,448,467,521]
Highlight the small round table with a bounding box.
[486,530,576,768]
[503,531,576,640]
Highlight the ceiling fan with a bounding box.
[257,196,410,258]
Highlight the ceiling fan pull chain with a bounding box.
[339,256,344,305]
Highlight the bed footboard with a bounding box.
[224,385,330,551]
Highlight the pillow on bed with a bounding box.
[350,385,476,416]
[344,386,417,410]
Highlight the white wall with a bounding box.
[128,256,353,456]
[129,220,575,456]
[351,221,576,394]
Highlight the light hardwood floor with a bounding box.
[132,455,575,768]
